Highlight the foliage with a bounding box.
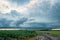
[0,30,37,40]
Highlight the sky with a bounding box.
[0,0,60,29]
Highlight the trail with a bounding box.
[29,32,60,40]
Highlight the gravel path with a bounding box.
[36,32,60,40]
[28,32,60,40]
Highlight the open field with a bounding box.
[36,30,60,36]
[0,30,60,40]
[0,30,37,40]
[43,30,60,37]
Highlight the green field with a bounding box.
[0,30,60,40]
[44,31,60,37]
[0,30,37,40]
[36,30,60,37]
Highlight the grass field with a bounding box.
[36,30,60,37]
[0,30,60,40]
[44,31,60,37]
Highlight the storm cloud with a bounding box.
[0,0,60,29]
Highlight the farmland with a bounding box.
[0,30,37,40]
[0,30,60,40]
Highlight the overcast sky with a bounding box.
[0,0,60,28]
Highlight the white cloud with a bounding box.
[0,0,57,14]
[0,0,10,13]
[0,0,58,22]
[0,0,59,28]
[49,0,56,6]
[0,1,26,17]
[0,0,38,19]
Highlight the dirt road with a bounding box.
[28,32,60,40]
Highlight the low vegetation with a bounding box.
[0,30,60,40]
[0,30,37,40]
[36,30,60,37]
[45,30,60,37]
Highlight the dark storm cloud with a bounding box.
[50,1,60,23]
[0,17,28,27]
[0,10,28,27]
[0,0,60,29]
